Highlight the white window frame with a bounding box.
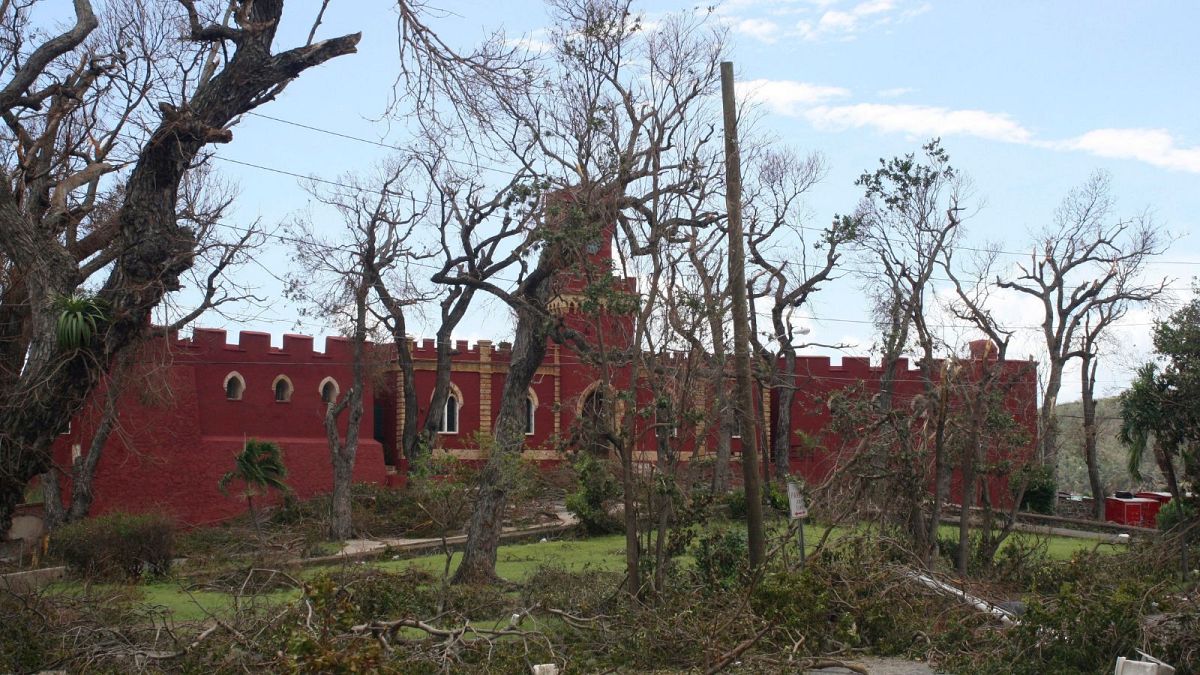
[318,376,340,404]
[224,371,246,401]
[272,374,294,403]
[439,390,461,434]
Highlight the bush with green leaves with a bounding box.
[692,528,748,591]
[725,488,748,520]
[565,452,621,534]
[725,484,788,520]
[1157,497,1197,533]
[1018,463,1056,514]
[50,511,175,580]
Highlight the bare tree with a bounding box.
[404,154,540,460]
[0,0,360,532]
[1077,302,1127,518]
[662,228,734,492]
[744,148,856,479]
[449,0,730,586]
[442,187,588,584]
[288,165,429,540]
[943,247,1031,575]
[997,171,1168,483]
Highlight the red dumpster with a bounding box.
[1105,496,1158,527]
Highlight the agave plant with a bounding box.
[53,292,107,351]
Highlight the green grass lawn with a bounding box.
[42,524,1119,623]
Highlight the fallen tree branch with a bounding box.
[705,624,772,674]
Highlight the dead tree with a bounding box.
[1077,302,1126,518]
[442,190,588,585]
[744,148,856,479]
[288,164,428,540]
[410,155,539,460]
[0,0,360,533]
[663,229,734,492]
[942,246,1031,574]
[450,0,730,587]
[997,171,1167,479]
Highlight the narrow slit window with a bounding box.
[525,396,535,435]
[440,394,459,434]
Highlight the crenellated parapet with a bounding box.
[170,328,362,363]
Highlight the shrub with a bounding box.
[725,488,748,520]
[762,481,789,514]
[1018,464,1056,514]
[0,594,52,673]
[565,452,622,534]
[50,511,175,580]
[692,528,748,591]
[726,485,787,520]
[523,565,622,615]
[1157,498,1197,533]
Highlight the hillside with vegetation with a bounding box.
[1054,397,1165,496]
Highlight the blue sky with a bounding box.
[197,0,1200,401]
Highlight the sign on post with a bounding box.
[786,481,808,519]
[787,481,808,567]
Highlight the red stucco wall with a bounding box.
[49,329,386,527]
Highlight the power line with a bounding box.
[214,151,1193,295]
[242,109,1200,266]
[208,217,1167,332]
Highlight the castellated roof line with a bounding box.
[160,329,1031,380]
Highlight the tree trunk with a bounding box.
[0,9,360,535]
[41,470,65,530]
[957,405,981,577]
[329,455,354,540]
[713,404,732,494]
[1081,355,1104,519]
[396,336,420,462]
[452,294,552,584]
[1041,359,1064,473]
[773,351,797,479]
[326,281,367,541]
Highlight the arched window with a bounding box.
[525,394,536,435]
[440,394,460,434]
[272,375,293,403]
[224,372,245,401]
[319,377,340,404]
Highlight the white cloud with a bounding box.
[752,83,1200,174]
[732,17,783,43]
[740,78,851,115]
[803,103,1035,144]
[1056,128,1200,174]
[724,0,922,43]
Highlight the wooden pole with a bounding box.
[720,61,765,568]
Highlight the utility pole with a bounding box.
[720,61,766,568]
